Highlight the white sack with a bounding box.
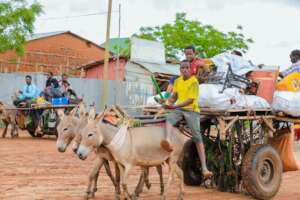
[146,84,270,110]
[146,91,168,106]
[199,84,270,109]
[272,91,300,116]
[211,53,257,77]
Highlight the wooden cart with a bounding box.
[143,106,289,200]
[13,104,77,138]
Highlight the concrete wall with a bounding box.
[0,73,153,114]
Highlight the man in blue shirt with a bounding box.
[280,50,300,78]
[14,75,41,106]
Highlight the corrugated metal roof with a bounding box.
[131,61,180,75]
[27,31,68,41]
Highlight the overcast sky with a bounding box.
[33,0,300,70]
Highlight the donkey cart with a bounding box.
[179,107,284,200]
[15,104,77,138]
[142,105,286,199]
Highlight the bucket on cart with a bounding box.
[51,97,69,105]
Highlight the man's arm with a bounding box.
[281,64,300,78]
[167,98,194,109]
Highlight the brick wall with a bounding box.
[0,33,106,77]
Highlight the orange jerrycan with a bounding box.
[247,68,279,104]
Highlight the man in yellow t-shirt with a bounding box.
[159,60,212,178]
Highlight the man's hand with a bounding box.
[163,104,176,110]
[154,97,166,104]
[195,59,204,67]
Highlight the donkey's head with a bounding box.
[71,104,95,154]
[56,108,79,152]
[77,109,105,160]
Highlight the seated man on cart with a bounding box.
[59,73,81,104]
[13,75,41,107]
[44,72,62,101]
[279,49,300,78]
[158,60,213,178]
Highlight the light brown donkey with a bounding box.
[77,108,188,200]
[56,105,163,200]
[0,102,18,138]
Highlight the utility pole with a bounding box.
[115,3,121,104]
[102,0,113,110]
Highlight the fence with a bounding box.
[0,73,154,114]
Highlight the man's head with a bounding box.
[290,50,300,64]
[184,45,196,61]
[25,75,32,85]
[62,73,68,81]
[180,60,192,79]
[231,50,243,57]
[46,72,53,79]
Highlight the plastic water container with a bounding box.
[51,97,69,105]
[247,68,279,104]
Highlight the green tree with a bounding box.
[0,0,43,56]
[134,13,253,59]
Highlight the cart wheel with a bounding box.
[242,144,282,200]
[182,139,202,186]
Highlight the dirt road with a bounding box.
[0,131,300,200]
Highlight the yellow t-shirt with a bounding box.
[173,76,200,112]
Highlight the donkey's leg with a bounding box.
[144,167,151,189]
[114,162,121,200]
[174,164,184,200]
[160,162,175,200]
[14,123,19,138]
[156,165,164,195]
[9,123,14,138]
[103,159,117,186]
[103,159,122,199]
[134,168,146,197]
[2,122,8,138]
[119,164,133,200]
[10,123,17,138]
[91,162,101,194]
[84,157,104,200]
[117,164,125,199]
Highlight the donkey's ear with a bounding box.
[69,107,78,117]
[88,106,96,122]
[95,111,105,124]
[78,102,85,118]
[57,109,65,120]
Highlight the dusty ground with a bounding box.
[0,130,300,200]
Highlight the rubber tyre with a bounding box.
[182,139,202,186]
[242,144,282,200]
